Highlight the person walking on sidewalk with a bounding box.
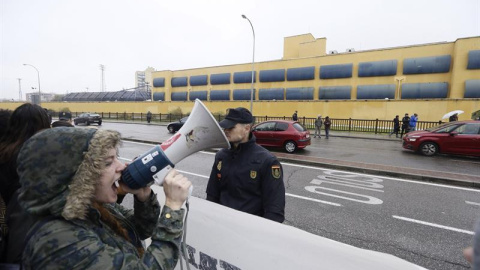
[400,113,410,137]
[324,116,331,139]
[314,115,323,138]
[409,113,418,131]
[389,115,400,138]
[292,111,298,121]
[146,111,152,123]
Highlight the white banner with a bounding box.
[150,186,425,270]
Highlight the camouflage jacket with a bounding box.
[16,127,185,269]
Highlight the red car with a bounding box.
[252,120,311,153]
[402,120,480,157]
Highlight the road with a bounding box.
[78,122,480,269]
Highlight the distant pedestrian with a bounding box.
[292,111,298,121]
[324,116,331,139]
[400,113,410,137]
[146,111,152,123]
[449,113,458,122]
[389,115,400,138]
[409,113,418,131]
[314,115,323,138]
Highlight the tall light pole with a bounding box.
[242,14,255,114]
[23,64,41,105]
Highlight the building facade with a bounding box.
[149,34,480,121]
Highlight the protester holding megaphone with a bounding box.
[16,127,191,269]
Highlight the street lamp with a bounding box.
[23,64,41,105]
[241,14,255,114]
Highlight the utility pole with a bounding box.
[17,78,22,101]
[99,64,106,92]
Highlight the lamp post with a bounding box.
[23,64,41,105]
[241,14,255,114]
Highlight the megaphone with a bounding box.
[121,99,230,191]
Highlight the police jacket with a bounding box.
[206,134,285,223]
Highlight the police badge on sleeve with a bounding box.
[271,165,281,179]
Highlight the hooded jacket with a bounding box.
[17,127,184,269]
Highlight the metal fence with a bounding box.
[53,112,443,134]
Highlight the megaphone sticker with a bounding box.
[160,133,181,151]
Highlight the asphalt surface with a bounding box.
[117,139,479,270]
[95,120,480,189]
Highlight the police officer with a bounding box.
[206,107,285,223]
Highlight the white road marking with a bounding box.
[176,169,209,179]
[465,201,480,206]
[392,215,474,235]
[282,162,480,193]
[286,193,341,206]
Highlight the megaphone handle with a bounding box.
[153,165,193,198]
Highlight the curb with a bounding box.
[121,137,480,189]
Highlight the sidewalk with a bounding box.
[106,120,480,188]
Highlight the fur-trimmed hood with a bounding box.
[17,127,121,220]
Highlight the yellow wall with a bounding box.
[1,99,479,122]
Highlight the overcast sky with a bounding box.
[1,0,479,101]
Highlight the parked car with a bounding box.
[402,120,480,157]
[252,120,311,153]
[167,116,188,133]
[74,113,102,126]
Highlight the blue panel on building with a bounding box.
[233,89,256,100]
[153,77,165,87]
[259,88,284,100]
[403,55,451,74]
[320,64,353,79]
[319,86,352,99]
[259,69,285,82]
[401,82,448,99]
[467,50,480,69]
[210,73,230,85]
[153,92,165,101]
[358,60,397,77]
[287,66,315,81]
[286,87,314,100]
[171,92,188,101]
[357,84,396,99]
[171,77,188,87]
[189,91,208,101]
[465,80,480,98]
[210,90,230,100]
[103,92,116,101]
[190,75,208,86]
[96,92,108,101]
[234,71,256,84]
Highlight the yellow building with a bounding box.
[149,34,480,121]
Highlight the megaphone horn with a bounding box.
[121,99,230,190]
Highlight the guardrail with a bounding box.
[53,112,443,134]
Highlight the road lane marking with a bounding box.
[286,193,341,206]
[306,185,383,205]
[466,201,480,206]
[392,215,474,235]
[282,162,480,193]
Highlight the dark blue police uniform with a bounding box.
[206,134,285,223]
